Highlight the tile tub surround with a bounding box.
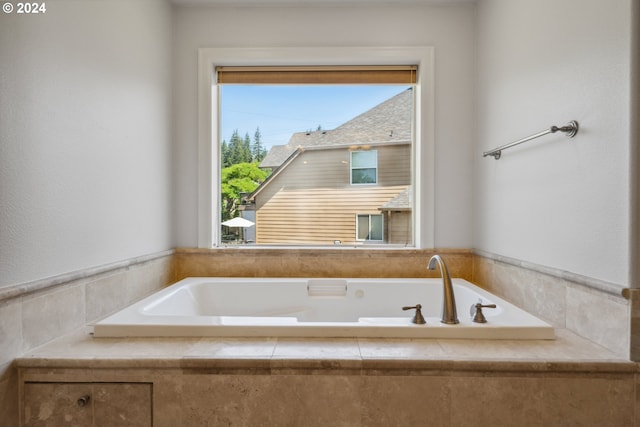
[2,246,638,425]
[174,247,633,358]
[0,247,473,426]
[173,247,475,281]
[0,251,175,427]
[472,251,632,359]
[16,327,638,427]
[0,251,175,367]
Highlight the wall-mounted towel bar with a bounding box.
[483,120,579,160]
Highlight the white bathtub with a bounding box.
[93,277,554,339]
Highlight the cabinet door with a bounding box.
[23,383,93,427]
[93,383,152,427]
[23,382,152,427]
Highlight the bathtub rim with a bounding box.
[92,277,555,340]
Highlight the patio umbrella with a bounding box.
[222,217,254,228]
[222,217,255,242]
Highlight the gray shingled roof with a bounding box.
[260,87,413,169]
[379,186,412,211]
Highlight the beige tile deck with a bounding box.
[17,326,633,372]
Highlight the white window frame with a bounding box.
[356,213,384,242]
[197,46,435,248]
[350,150,378,185]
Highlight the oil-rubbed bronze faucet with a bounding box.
[470,301,497,323]
[402,304,426,324]
[428,254,459,325]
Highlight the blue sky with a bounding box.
[220,85,410,150]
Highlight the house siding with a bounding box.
[386,210,412,244]
[256,185,410,244]
[253,143,411,244]
[255,144,411,210]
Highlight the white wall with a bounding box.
[172,3,476,249]
[4,0,628,290]
[474,0,633,286]
[0,0,174,288]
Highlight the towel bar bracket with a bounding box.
[551,120,579,138]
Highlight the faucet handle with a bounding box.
[470,302,497,323]
[402,304,426,324]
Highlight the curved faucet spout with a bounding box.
[428,255,459,325]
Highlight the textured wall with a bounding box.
[474,0,633,286]
[0,0,174,288]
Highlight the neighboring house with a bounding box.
[246,88,414,245]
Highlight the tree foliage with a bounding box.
[220,127,271,221]
[222,127,267,168]
[222,129,250,167]
[252,127,267,162]
[221,162,268,221]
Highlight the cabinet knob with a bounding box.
[77,394,91,407]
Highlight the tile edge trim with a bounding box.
[0,249,175,303]
[473,249,627,299]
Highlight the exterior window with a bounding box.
[351,150,378,184]
[212,62,420,247]
[357,214,384,241]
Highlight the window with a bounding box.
[197,47,435,248]
[218,67,415,246]
[351,150,378,185]
[357,214,384,241]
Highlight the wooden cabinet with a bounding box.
[23,382,152,427]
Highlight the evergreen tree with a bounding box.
[222,128,268,166]
[252,127,266,162]
[243,133,252,162]
[221,139,230,168]
[228,129,248,165]
[228,130,238,164]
